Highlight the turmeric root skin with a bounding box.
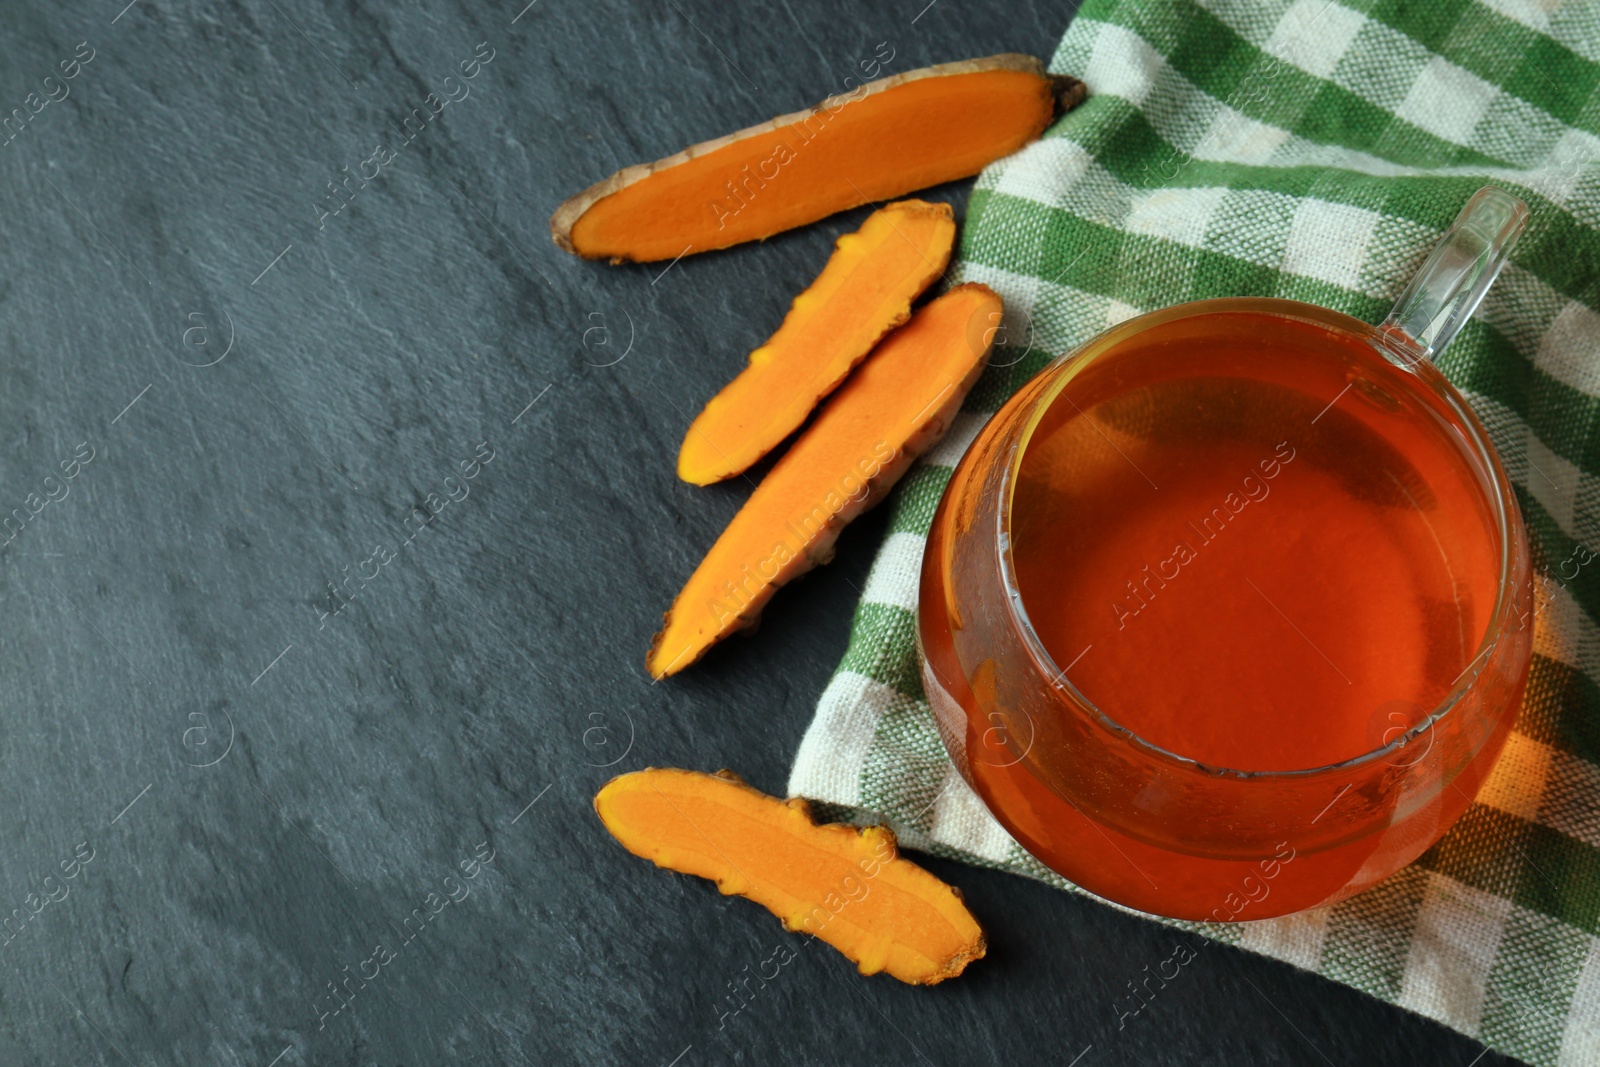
[678,200,956,485]
[551,55,1065,263]
[648,283,1003,678]
[595,768,986,985]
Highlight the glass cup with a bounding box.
[919,188,1534,921]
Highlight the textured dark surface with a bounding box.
[0,1,1517,1064]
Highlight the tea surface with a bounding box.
[1010,311,1501,771]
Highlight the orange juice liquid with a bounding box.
[924,307,1525,918]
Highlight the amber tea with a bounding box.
[1009,308,1501,774]
[922,189,1534,920]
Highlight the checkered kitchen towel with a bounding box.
[789,2,1600,1062]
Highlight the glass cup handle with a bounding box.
[1371,185,1529,368]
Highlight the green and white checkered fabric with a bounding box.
[788,2,1600,1062]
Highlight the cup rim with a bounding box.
[995,296,1521,780]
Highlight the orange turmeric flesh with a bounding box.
[648,283,1001,678]
[595,768,986,984]
[551,55,1060,262]
[679,200,956,485]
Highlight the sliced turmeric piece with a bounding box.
[595,768,985,984]
[552,55,1076,263]
[679,200,957,485]
[649,283,1002,678]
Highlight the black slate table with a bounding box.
[0,1,1520,1064]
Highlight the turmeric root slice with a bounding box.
[552,55,1067,263]
[649,283,1002,678]
[595,768,986,985]
[678,200,956,485]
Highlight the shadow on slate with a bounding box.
[0,0,1518,1064]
